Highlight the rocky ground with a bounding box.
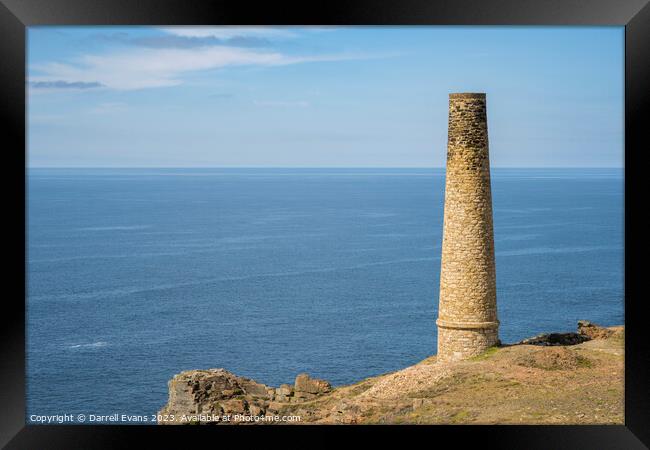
[158,321,624,425]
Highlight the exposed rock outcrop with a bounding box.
[295,373,331,396]
[578,320,614,340]
[157,369,331,424]
[517,332,589,346]
[515,320,612,346]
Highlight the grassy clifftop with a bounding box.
[303,325,623,424]
[159,324,623,425]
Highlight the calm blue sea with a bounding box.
[26,168,624,422]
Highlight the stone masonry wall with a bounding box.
[437,93,499,363]
[438,326,498,361]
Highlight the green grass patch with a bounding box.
[469,346,500,361]
[576,355,594,368]
[450,409,471,423]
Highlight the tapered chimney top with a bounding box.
[449,93,486,99]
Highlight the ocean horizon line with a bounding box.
[27,166,624,170]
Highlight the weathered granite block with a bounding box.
[295,373,332,394]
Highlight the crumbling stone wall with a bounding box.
[436,93,499,362]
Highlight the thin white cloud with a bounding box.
[161,26,297,40]
[29,80,103,89]
[30,45,387,91]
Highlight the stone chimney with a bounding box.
[436,93,499,362]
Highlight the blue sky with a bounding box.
[27,26,623,168]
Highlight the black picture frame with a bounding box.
[1,0,647,448]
